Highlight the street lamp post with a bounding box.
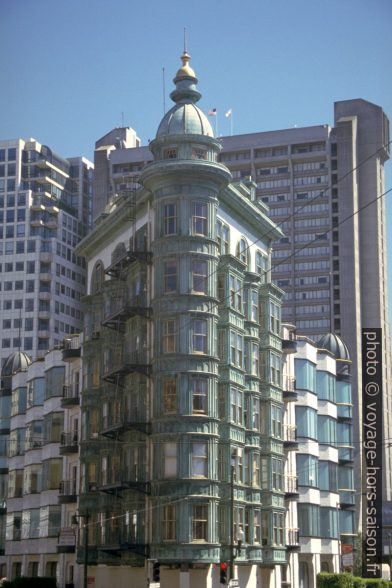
[389,533,392,582]
[230,455,235,582]
[72,512,90,588]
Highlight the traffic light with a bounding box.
[220,562,228,584]
[152,560,160,583]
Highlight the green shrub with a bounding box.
[317,572,356,588]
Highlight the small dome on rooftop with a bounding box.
[1,350,32,378]
[157,103,214,138]
[317,333,350,361]
[155,51,214,139]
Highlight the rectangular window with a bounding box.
[254,510,261,543]
[252,397,260,430]
[269,301,280,334]
[162,504,176,541]
[230,331,243,367]
[271,457,284,491]
[192,442,207,477]
[192,378,207,413]
[192,504,208,541]
[163,442,177,478]
[163,319,176,353]
[230,387,243,425]
[192,318,207,354]
[229,275,242,312]
[163,203,177,235]
[271,405,282,438]
[192,202,207,236]
[273,512,284,545]
[192,259,207,293]
[270,353,281,386]
[163,260,177,293]
[163,378,177,414]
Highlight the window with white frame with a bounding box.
[237,238,248,266]
[192,259,207,294]
[269,301,280,335]
[163,203,177,235]
[230,387,243,425]
[252,396,260,430]
[192,442,208,477]
[254,510,261,543]
[273,512,284,545]
[216,220,230,254]
[192,378,207,413]
[192,504,208,541]
[250,290,258,322]
[271,405,283,438]
[163,260,177,293]
[163,377,177,414]
[270,352,281,386]
[192,202,207,236]
[229,275,242,312]
[163,442,177,478]
[162,504,176,541]
[252,453,260,487]
[163,319,176,353]
[192,318,207,354]
[271,457,284,491]
[230,331,243,368]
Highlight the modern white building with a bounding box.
[0,341,82,588]
[0,138,93,369]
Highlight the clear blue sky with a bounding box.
[1,0,392,316]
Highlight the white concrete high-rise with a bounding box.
[0,138,93,369]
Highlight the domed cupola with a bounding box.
[156,51,214,139]
[1,350,32,378]
[317,332,351,362]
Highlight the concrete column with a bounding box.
[179,563,190,588]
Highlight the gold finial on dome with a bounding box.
[176,51,196,78]
[175,28,196,78]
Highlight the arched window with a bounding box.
[237,238,248,267]
[90,261,104,295]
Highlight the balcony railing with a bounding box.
[284,475,299,498]
[59,432,79,455]
[61,385,80,407]
[101,295,152,330]
[97,523,148,557]
[62,334,82,360]
[282,375,297,401]
[104,247,152,279]
[101,411,150,438]
[59,480,78,503]
[102,350,152,384]
[99,468,150,496]
[286,527,300,549]
[283,425,298,449]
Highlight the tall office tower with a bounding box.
[218,102,391,503]
[0,139,93,368]
[76,52,294,587]
[92,126,147,222]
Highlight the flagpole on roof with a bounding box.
[225,109,233,136]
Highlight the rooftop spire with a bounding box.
[171,44,201,104]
